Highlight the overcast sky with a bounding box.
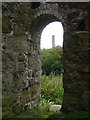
[40,21,64,49]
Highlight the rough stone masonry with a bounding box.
[2,2,89,117]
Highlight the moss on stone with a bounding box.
[12,103,23,115]
[30,84,40,99]
[18,13,28,25]
[18,62,26,71]
[28,51,32,56]
[4,36,30,52]
[2,107,15,118]
[2,93,18,107]
[19,4,29,13]
[20,88,32,104]
[2,14,12,33]
[13,24,25,36]
[18,53,25,62]
[2,51,16,70]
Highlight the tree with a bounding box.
[41,46,63,75]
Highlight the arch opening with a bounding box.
[40,21,64,110]
[29,12,65,114]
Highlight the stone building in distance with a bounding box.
[52,35,55,48]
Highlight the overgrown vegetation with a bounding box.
[7,46,90,119]
[41,75,64,105]
[3,46,64,119]
[4,110,90,119]
[15,46,64,118]
[14,75,63,119]
[41,46,63,75]
[16,99,58,119]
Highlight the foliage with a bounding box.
[41,46,63,75]
[15,99,57,119]
[14,75,64,119]
[41,75,64,105]
[9,109,90,119]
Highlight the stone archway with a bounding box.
[2,2,89,117]
[29,2,89,112]
[29,13,65,110]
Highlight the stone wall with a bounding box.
[62,3,89,112]
[2,2,89,117]
[2,2,41,117]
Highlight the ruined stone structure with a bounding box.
[2,2,89,117]
[52,35,55,48]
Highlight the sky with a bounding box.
[40,21,64,49]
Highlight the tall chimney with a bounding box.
[52,35,55,48]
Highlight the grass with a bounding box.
[47,111,90,120]
[4,110,90,120]
[13,99,58,119]
[10,75,63,119]
[41,74,64,105]
[2,75,90,120]
[15,107,56,119]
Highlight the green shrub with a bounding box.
[15,75,64,119]
[41,46,63,75]
[41,75,64,105]
[16,98,56,119]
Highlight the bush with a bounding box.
[41,75,64,105]
[15,75,64,118]
[41,46,63,75]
